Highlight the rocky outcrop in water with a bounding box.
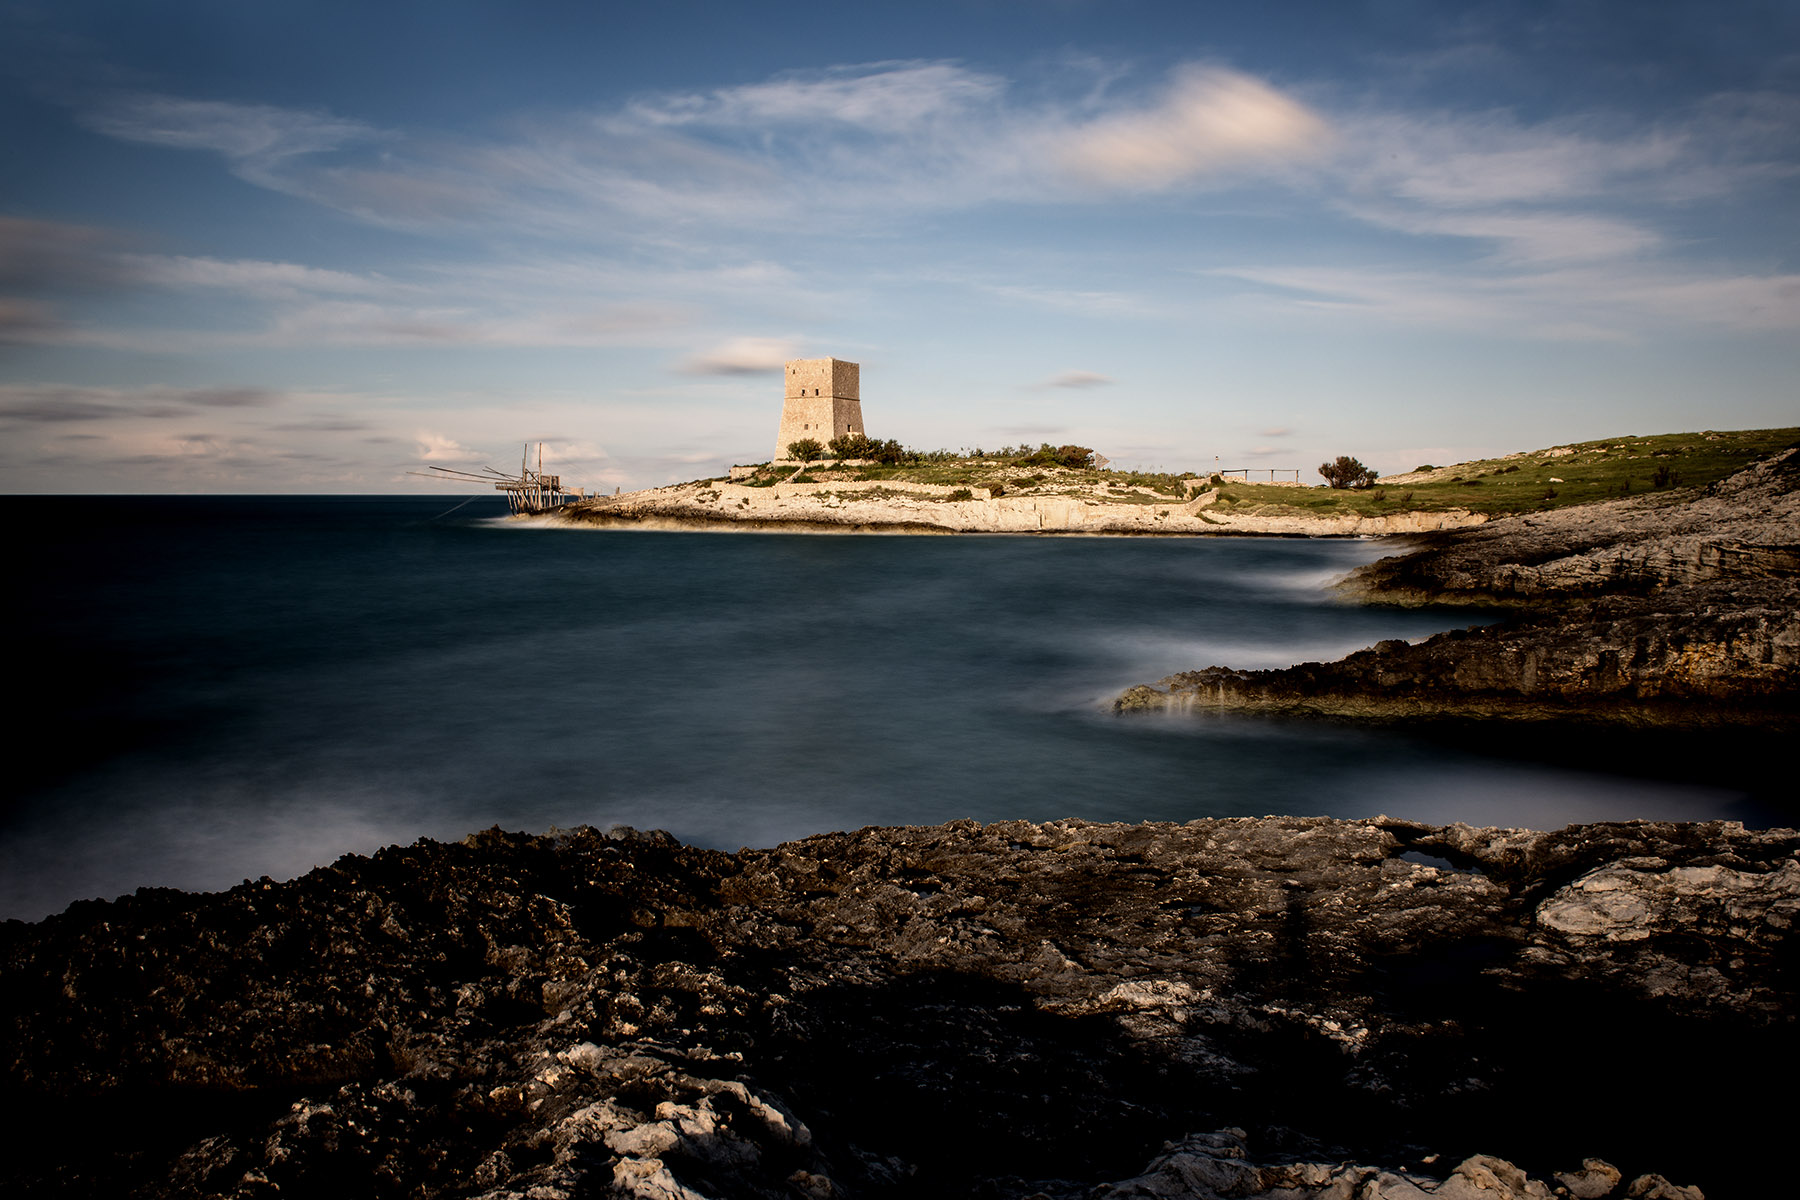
[1118,449,1800,724]
[1342,448,1800,605]
[5,817,1793,1198]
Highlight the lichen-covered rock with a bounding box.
[2,818,1783,1197]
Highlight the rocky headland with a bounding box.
[549,477,1490,537]
[6,816,1795,1199]
[1118,448,1800,725]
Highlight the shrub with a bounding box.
[1019,443,1096,469]
[827,433,878,460]
[787,438,823,463]
[947,488,973,501]
[986,481,1006,497]
[1412,464,1435,473]
[1318,455,1379,489]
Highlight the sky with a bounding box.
[2,0,1796,493]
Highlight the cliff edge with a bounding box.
[1119,448,1800,724]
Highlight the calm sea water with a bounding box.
[5,495,1788,921]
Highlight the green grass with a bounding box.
[733,458,1204,496]
[1207,427,1798,519]
[725,427,1797,519]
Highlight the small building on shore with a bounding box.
[775,357,862,461]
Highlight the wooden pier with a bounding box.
[411,443,585,513]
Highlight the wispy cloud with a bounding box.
[1340,112,1687,209]
[681,336,799,375]
[70,61,1330,239]
[633,61,1006,133]
[121,255,397,297]
[35,55,1800,363]
[1212,261,1800,338]
[1041,370,1113,388]
[0,383,284,423]
[0,215,131,289]
[0,298,65,343]
[1343,205,1662,264]
[78,95,381,195]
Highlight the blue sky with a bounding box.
[2,0,1796,492]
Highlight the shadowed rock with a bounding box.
[5,817,1791,1197]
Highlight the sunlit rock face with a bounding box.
[4,817,1790,1197]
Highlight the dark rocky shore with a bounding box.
[1118,448,1799,725]
[7,816,1797,1198]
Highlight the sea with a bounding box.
[5,494,1789,922]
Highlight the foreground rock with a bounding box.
[1119,449,1800,724]
[5,817,1793,1198]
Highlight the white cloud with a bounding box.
[71,62,1330,239]
[46,59,1800,359]
[634,61,1005,133]
[1055,66,1330,189]
[415,433,481,463]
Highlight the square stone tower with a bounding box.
[775,357,862,461]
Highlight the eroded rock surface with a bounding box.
[5,817,1792,1198]
[1119,449,1800,723]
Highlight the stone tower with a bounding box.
[775,357,862,461]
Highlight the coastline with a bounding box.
[547,477,1491,537]
[1116,448,1800,727]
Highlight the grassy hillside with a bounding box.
[1208,427,1798,519]
[717,427,1797,519]
[729,455,1197,503]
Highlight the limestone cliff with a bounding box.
[1119,449,1800,724]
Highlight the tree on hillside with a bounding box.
[827,433,876,460]
[1319,455,1379,489]
[787,438,823,463]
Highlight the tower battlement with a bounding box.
[775,357,864,461]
